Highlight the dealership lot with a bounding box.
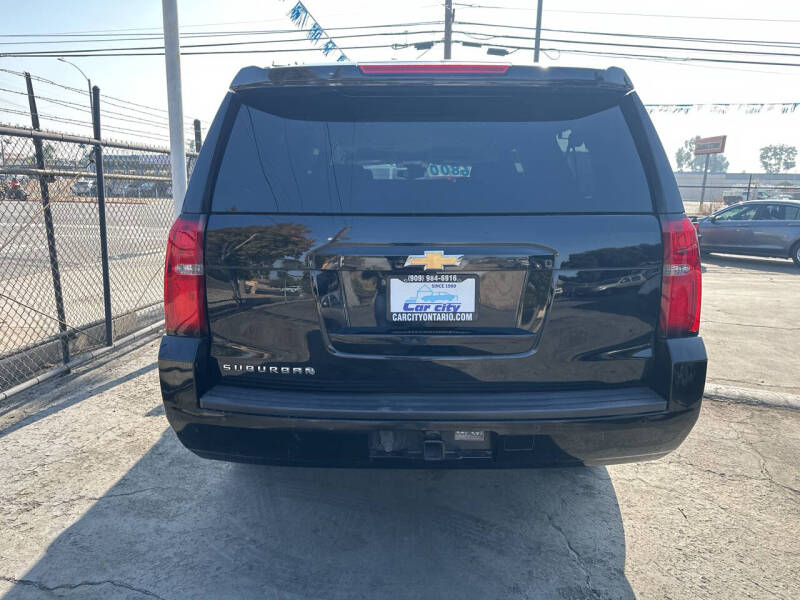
[0,255,798,599]
[700,253,800,395]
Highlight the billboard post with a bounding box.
[694,135,727,211]
[699,154,711,209]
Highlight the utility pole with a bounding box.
[161,0,187,219]
[444,0,454,60]
[193,119,202,152]
[534,0,544,63]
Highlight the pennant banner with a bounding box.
[645,103,799,115]
[283,1,348,62]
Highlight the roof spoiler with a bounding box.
[230,63,633,91]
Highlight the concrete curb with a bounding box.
[0,321,163,403]
[704,383,800,411]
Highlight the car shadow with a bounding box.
[0,363,157,440]
[0,336,158,438]
[702,252,796,274]
[3,430,635,599]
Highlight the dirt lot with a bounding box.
[0,332,798,600]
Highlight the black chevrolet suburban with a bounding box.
[158,63,706,467]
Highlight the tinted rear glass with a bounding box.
[212,95,652,214]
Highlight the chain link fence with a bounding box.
[676,172,800,216]
[0,125,197,393]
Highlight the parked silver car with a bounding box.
[696,200,800,266]
[73,178,93,196]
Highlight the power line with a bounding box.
[457,40,800,68]
[453,30,800,59]
[0,25,442,64]
[0,26,443,47]
[0,14,443,37]
[625,57,797,77]
[0,17,301,37]
[0,41,428,58]
[8,36,800,67]
[0,29,443,56]
[454,2,539,9]
[596,51,800,77]
[0,21,444,42]
[456,21,800,49]
[7,27,800,63]
[9,23,788,64]
[541,28,800,49]
[454,4,800,23]
[544,8,800,23]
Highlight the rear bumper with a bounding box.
[158,335,706,467]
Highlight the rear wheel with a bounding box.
[792,242,800,267]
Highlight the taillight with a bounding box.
[358,63,510,75]
[659,216,702,337]
[164,215,207,336]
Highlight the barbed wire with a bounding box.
[0,68,199,124]
[0,107,170,141]
[0,85,174,129]
[0,69,199,144]
[0,121,195,152]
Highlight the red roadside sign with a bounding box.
[694,135,727,155]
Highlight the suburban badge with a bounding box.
[221,363,315,375]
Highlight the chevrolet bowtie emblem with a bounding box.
[404,250,463,270]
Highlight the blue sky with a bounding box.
[1,0,799,171]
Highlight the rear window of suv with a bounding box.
[211,92,652,214]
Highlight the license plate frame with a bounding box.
[388,274,478,324]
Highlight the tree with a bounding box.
[675,136,729,173]
[40,142,57,164]
[759,144,797,173]
[205,222,315,302]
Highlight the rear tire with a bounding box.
[792,242,800,268]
